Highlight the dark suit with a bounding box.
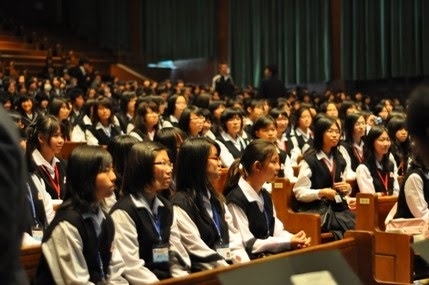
[0,106,30,284]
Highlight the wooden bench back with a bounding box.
[271,178,328,245]
[356,193,397,231]
[20,245,41,280]
[355,193,413,283]
[155,230,378,285]
[56,142,87,160]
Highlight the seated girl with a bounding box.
[293,115,355,240]
[224,139,310,259]
[356,126,399,196]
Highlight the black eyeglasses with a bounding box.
[154,161,173,168]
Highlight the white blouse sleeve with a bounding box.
[42,221,95,285]
[355,164,376,193]
[292,160,321,202]
[169,211,191,277]
[404,173,429,220]
[223,203,250,263]
[216,139,235,168]
[85,129,99,146]
[31,174,55,225]
[173,205,229,270]
[110,209,159,284]
[227,203,292,254]
[283,154,297,183]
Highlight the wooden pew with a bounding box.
[271,178,334,245]
[20,244,41,280]
[56,141,87,160]
[355,193,414,283]
[156,230,408,285]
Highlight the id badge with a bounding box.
[152,244,169,263]
[215,244,232,261]
[334,194,343,203]
[32,229,43,241]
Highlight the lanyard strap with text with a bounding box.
[376,170,389,195]
[42,164,60,199]
[211,201,224,244]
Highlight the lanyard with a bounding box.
[376,170,389,195]
[149,211,162,243]
[97,251,107,283]
[26,183,37,222]
[42,164,60,199]
[210,201,224,244]
[323,158,336,186]
[353,146,364,163]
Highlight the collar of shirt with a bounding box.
[202,189,215,218]
[220,130,245,150]
[316,150,333,169]
[376,160,383,170]
[32,149,60,175]
[95,122,112,136]
[169,114,179,124]
[353,140,364,151]
[238,177,265,212]
[295,128,312,141]
[131,193,164,217]
[82,207,105,237]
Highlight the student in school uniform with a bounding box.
[85,97,123,146]
[288,107,314,165]
[25,115,67,200]
[339,112,366,173]
[356,126,400,196]
[34,145,128,284]
[171,137,250,271]
[293,115,355,240]
[110,141,191,283]
[224,139,310,259]
[250,115,297,183]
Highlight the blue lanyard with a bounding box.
[97,251,107,282]
[149,211,162,243]
[210,201,224,244]
[263,210,271,237]
[26,183,37,222]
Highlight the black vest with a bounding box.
[34,207,114,285]
[87,124,122,146]
[110,195,173,280]
[170,191,229,265]
[395,168,429,219]
[364,160,394,195]
[296,151,348,213]
[33,159,67,200]
[226,186,274,258]
[216,135,244,159]
[340,141,362,171]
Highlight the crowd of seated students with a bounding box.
[3,60,424,283]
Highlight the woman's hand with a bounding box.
[319,188,337,200]
[291,230,311,249]
[333,182,351,195]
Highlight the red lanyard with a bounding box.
[42,164,61,199]
[376,170,389,195]
[323,158,336,186]
[353,146,364,163]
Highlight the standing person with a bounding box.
[356,126,399,196]
[224,139,310,259]
[171,137,250,271]
[34,145,128,284]
[25,115,67,200]
[110,142,190,283]
[293,116,355,240]
[258,64,285,108]
[212,63,235,101]
[0,106,30,285]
